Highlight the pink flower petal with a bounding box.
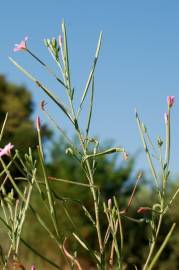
[0,143,14,157]
[167,96,175,108]
[13,37,28,52]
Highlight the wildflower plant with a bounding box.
[0,21,178,269]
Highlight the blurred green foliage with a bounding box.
[0,75,51,152]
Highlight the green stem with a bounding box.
[26,49,66,87]
[165,108,171,169]
[143,202,164,270]
[77,132,103,266]
[147,223,176,270]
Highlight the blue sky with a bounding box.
[1,1,179,175]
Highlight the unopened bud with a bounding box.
[108,198,112,209]
[36,116,41,131]
[167,96,175,108]
[157,137,163,147]
[51,37,57,48]
[59,35,63,48]
[65,147,74,156]
[137,207,151,214]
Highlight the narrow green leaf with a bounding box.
[0,216,62,270]
[37,145,59,238]
[82,147,124,163]
[147,223,176,270]
[27,49,66,87]
[9,57,74,124]
[62,20,72,91]
[73,233,100,265]
[86,75,94,137]
[77,32,102,118]
[135,110,160,193]
[0,113,8,142]
[48,176,98,188]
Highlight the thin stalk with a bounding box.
[77,133,103,263]
[109,240,115,270]
[0,113,8,142]
[47,46,64,76]
[86,75,94,137]
[42,109,75,148]
[165,108,171,168]
[0,158,26,202]
[57,26,104,263]
[15,171,36,255]
[143,202,164,270]
[163,186,179,214]
[37,144,60,238]
[0,216,62,270]
[62,20,72,93]
[82,147,124,163]
[135,111,161,198]
[0,153,18,179]
[114,197,124,257]
[145,132,159,160]
[77,32,102,118]
[86,158,103,254]
[71,114,103,266]
[48,176,98,188]
[0,158,62,249]
[9,57,74,124]
[147,223,176,270]
[26,49,66,87]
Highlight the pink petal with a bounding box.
[13,37,28,52]
[0,143,14,157]
[167,96,175,107]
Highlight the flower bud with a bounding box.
[107,198,112,209]
[137,207,151,214]
[157,136,163,147]
[65,147,74,156]
[51,37,57,48]
[36,116,41,131]
[59,35,63,48]
[167,96,175,108]
[44,39,49,47]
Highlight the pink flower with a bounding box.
[0,143,14,157]
[13,36,28,52]
[31,265,36,270]
[167,96,175,108]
